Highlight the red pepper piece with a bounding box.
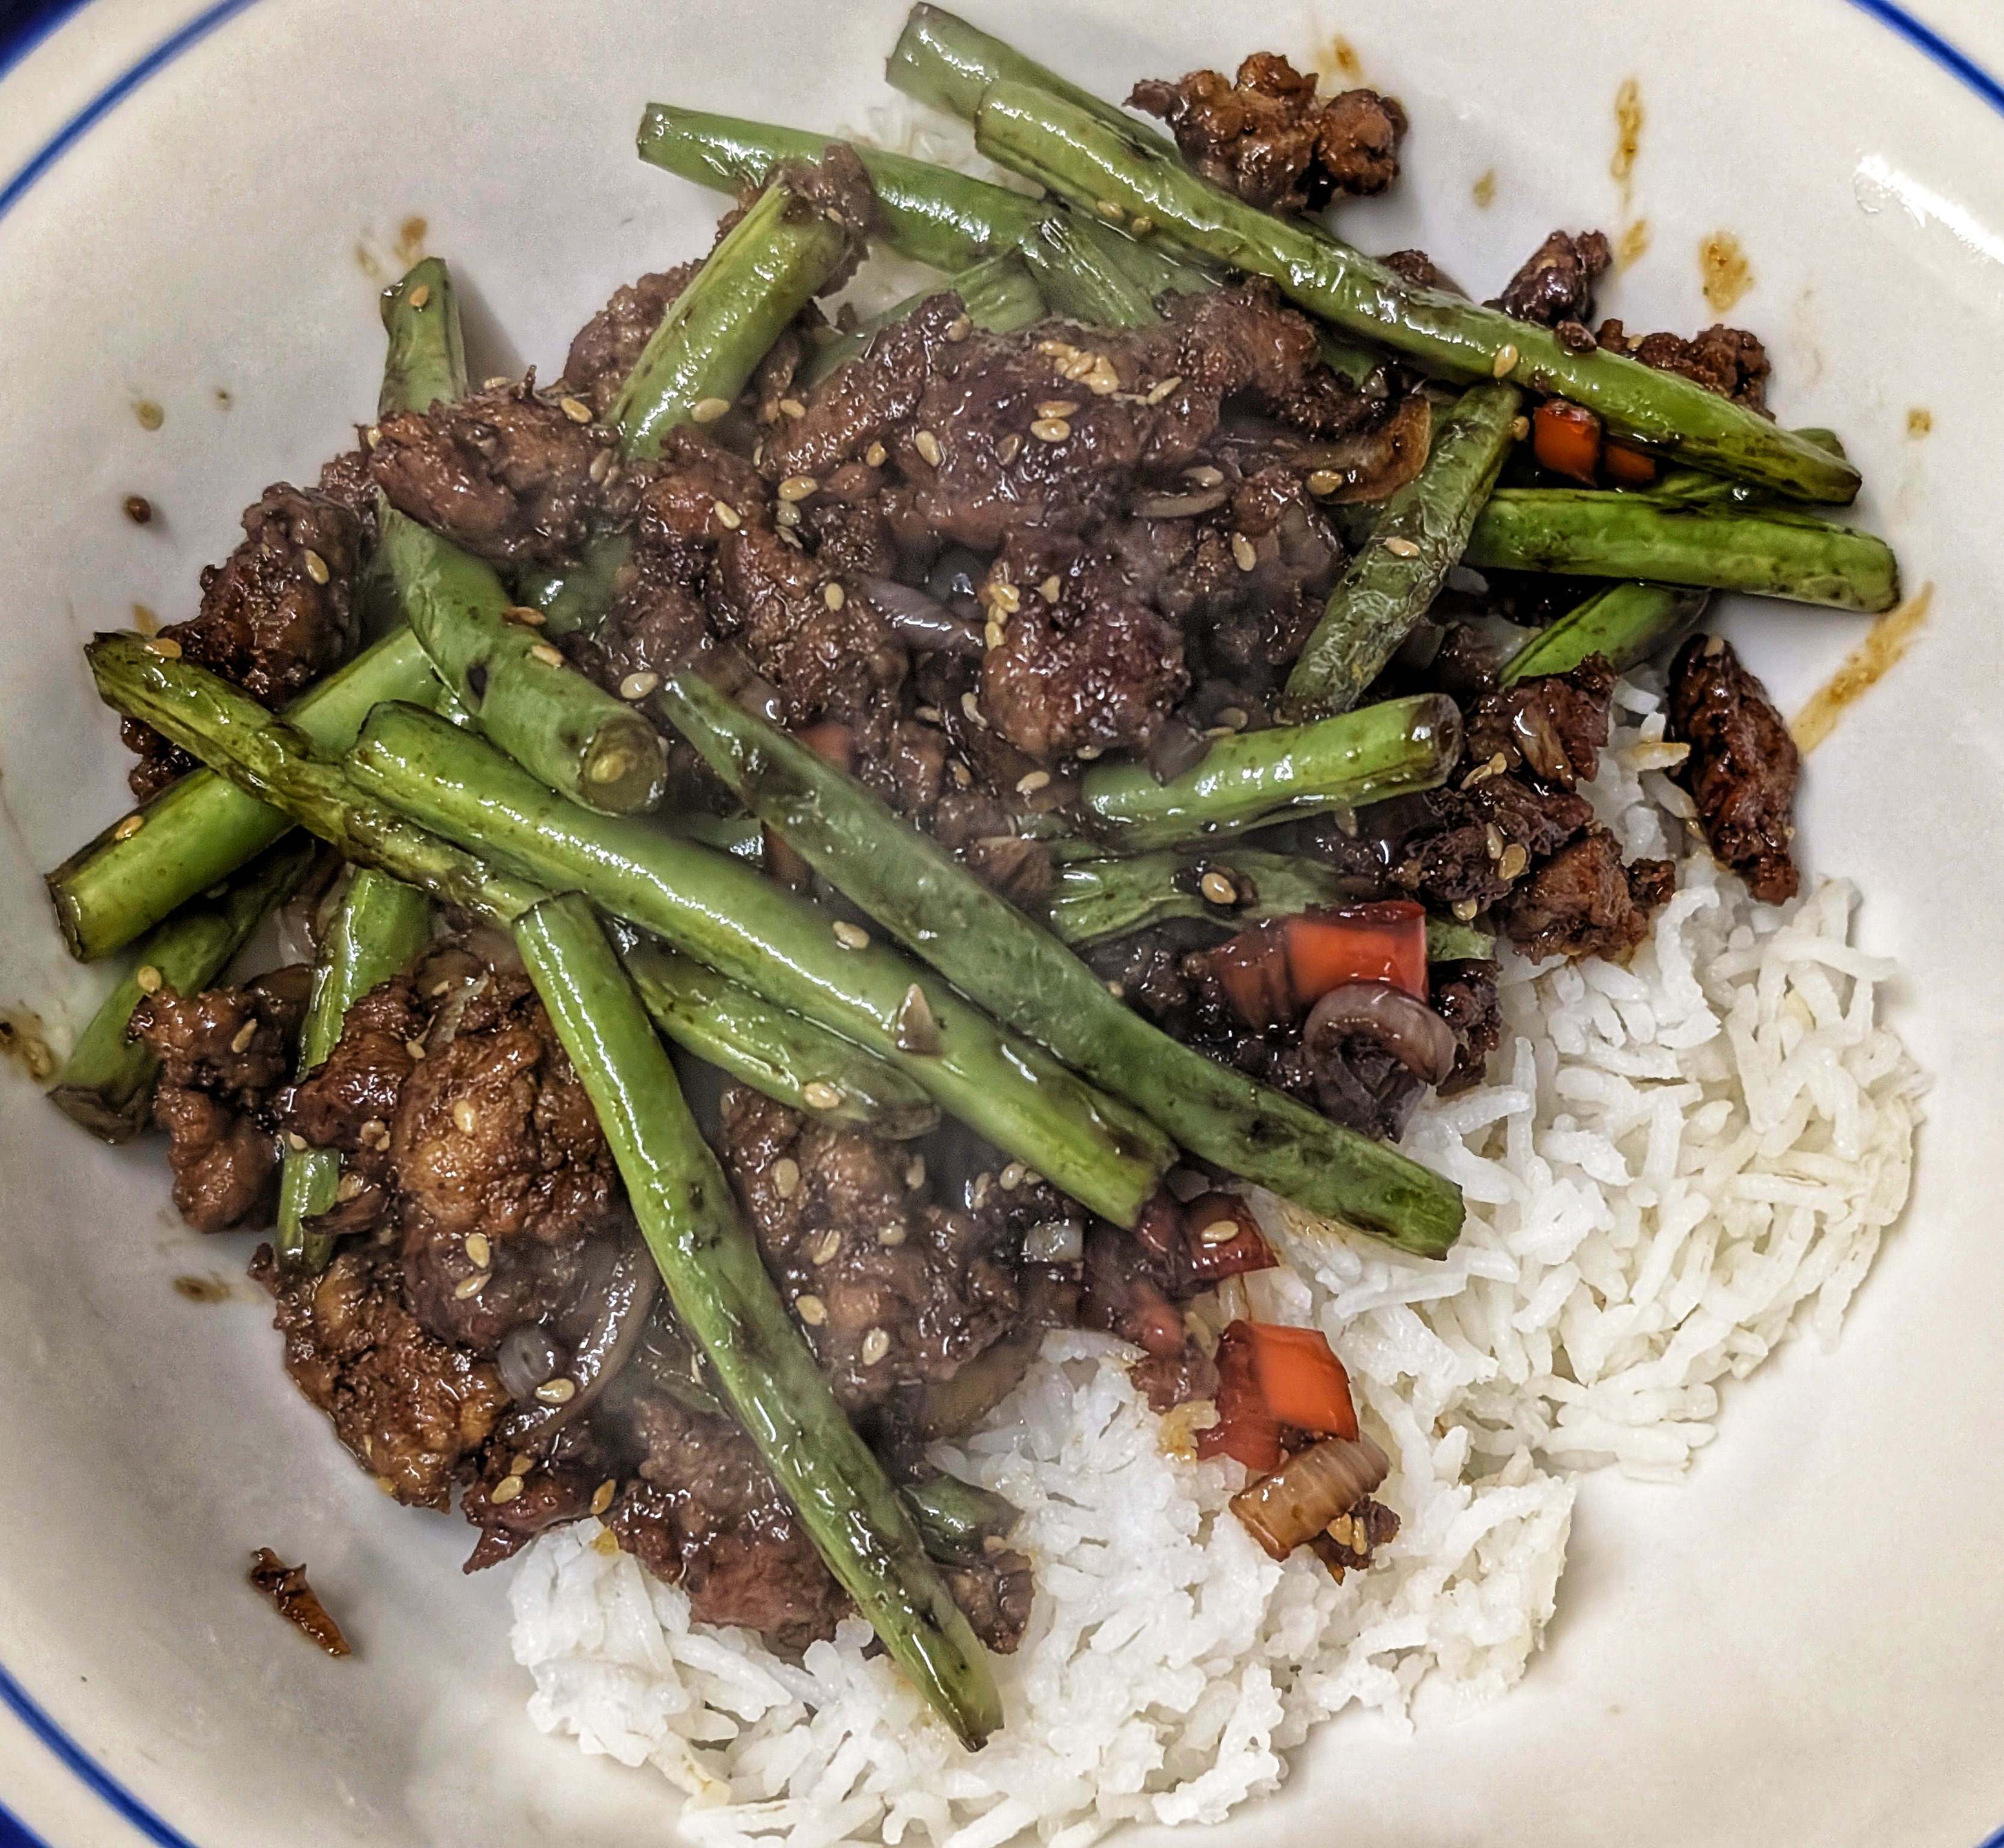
[1532,399,1603,485]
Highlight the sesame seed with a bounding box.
[490,1473,523,1503]
[588,750,634,785]
[1203,725,1236,739]
[914,430,943,466]
[406,283,429,309]
[779,397,807,419]
[1485,824,1505,860]
[989,581,1021,614]
[1036,339,1077,357]
[114,814,146,840]
[861,1328,891,1366]
[1200,871,1238,907]
[773,1157,801,1198]
[509,1453,534,1476]
[405,1037,428,1060]
[483,375,512,390]
[1060,352,1097,381]
[691,397,731,424]
[229,1020,257,1055]
[1510,415,1531,440]
[1492,343,1520,378]
[1039,574,1062,603]
[535,1377,577,1405]
[618,670,660,701]
[375,1476,398,1495]
[453,1272,489,1301]
[1218,707,1248,730]
[135,964,162,995]
[303,548,330,585]
[1000,1162,1026,1191]
[945,313,973,342]
[452,1098,479,1136]
[1307,468,1344,496]
[864,441,887,467]
[1703,633,1726,657]
[905,1156,926,1189]
[1086,358,1122,395]
[1184,465,1225,487]
[559,396,593,424]
[1075,744,1102,760]
[950,759,973,786]
[1016,770,1050,795]
[997,433,1021,464]
[777,475,819,502]
[364,425,382,448]
[1453,897,1481,922]
[1030,417,1071,443]
[464,1233,491,1268]
[1383,535,1422,558]
[1145,375,1184,405]
[1197,1215,1240,1245]
[915,704,942,724]
[801,1081,843,1111]
[284,1131,307,1153]
[335,1172,365,1203]
[123,494,153,525]
[832,920,869,950]
[528,642,565,667]
[1231,532,1258,572]
[144,635,183,658]
[1037,399,1080,419]
[504,604,547,626]
[1107,979,1125,998]
[879,1223,908,1249]
[810,1228,843,1265]
[589,1480,616,1516]
[1095,198,1125,221]
[589,448,615,484]
[823,581,845,611]
[1499,843,1529,879]
[961,689,986,729]
[774,499,802,528]
[361,1118,389,1149]
[984,620,1006,650]
[796,1293,828,1326]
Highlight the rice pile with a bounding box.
[509,676,1922,1846]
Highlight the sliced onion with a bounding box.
[1305,981,1457,1086]
[496,1323,565,1404]
[504,1229,659,1441]
[925,547,989,606]
[861,578,987,655]
[1291,393,1432,504]
[1023,1218,1086,1264]
[1130,487,1231,519]
[1231,1433,1390,1560]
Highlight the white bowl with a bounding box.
[2,1,2002,1843]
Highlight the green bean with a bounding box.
[378,258,467,418]
[1499,583,1712,685]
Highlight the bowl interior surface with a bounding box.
[1,2,2002,1844]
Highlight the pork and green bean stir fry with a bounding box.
[43,8,1893,1747]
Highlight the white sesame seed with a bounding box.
[823,581,845,611]
[1231,532,1258,571]
[861,1327,891,1366]
[998,1162,1025,1191]
[405,1037,428,1061]
[1203,724,1236,739]
[945,313,973,342]
[558,395,592,424]
[1030,417,1071,443]
[1307,467,1344,496]
[1036,339,1077,358]
[997,433,1021,464]
[1200,870,1238,906]
[1499,843,1529,879]
[483,375,512,390]
[453,1272,488,1301]
[1510,414,1531,440]
[773,499,801,528]
[1492,343,1520,378]
[879,1222,908,1246]
[1075,744,1102,760]
[504,604,547,626]
[144,635,182,658]
[1145,375,1184,405]
[1197,1214,1240,1245]
[801,1081,843,1111]
[490,1473,523,1503]
[134,962,162,994]
[961,689,986,728]
[303,549,331,585]
[284,1131,307,1152]
[810,1228,843,1265]
[335,1172,365,1203]
[690,396,731,424]
[464,1232,491,1269]
[618,670,660,701]
[832,920,869,950]
[528,642,565,668]
[905,1155,926,1189]
[1095,198,1125,221]
[360,1118,389,1147]
[864,440,887,467]
[777,475,819,502]
[1184,464,1225,487]
[589,448,615,484]
[407,283,430,309]
[1485,823,1505,860]
[1453,897,1481,921]
[985,619,1006,651]
[795,1293,828,1326]
[915,704,942,724]
[914,430,943,466]
[1704,633,1726,657]
[773,1157,801,1199]
[589,1480,616,1516]
[1039,574,1062,603]
[1383,535,1422,558]
[509,1452,534,1476]
[1016,770,1050,795]
[364,424,383,448]
[1037,399,1080,420]
[707,499,742,533]
[1107,979,1125,997]
[950,759,973,786]
[1218,707,1248,730]
[535,1377,577,1404]
[988,582,1021,617]
[230,1020,257,1055]
[779,398,807,419]
[589,750,635,785]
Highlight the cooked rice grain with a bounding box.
[511,677,1920,1845]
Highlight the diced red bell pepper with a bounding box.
[1602,439,1659,487]
[1196,1321,1283,1472]
[798,721,855,770]
[1242,1322,1358,1441]
[1532,399,1603,485]
[1285,902,1428,1005]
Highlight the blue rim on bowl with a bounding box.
[0,2,1998,1844]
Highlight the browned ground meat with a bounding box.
[131,966,310,1231]
[1667,634,1801,903]
[719,1085,1024,1427]
[123,483,367,799]
[1596,319,1771,414]
[1462,654,1615,791]
[461,1417,619,1572]
[1490,229,1612,336]
[1432,960,1504,1095]
[369,378,606,566]
[564,262,701,416]
[252,1242,509,1509]
[1129,54,1407,210]
[941,1551,1035,1656]
[606,1390,850,1649]
[1499,827,1677,962]
[1379,248,1462,294]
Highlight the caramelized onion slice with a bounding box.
[1292,393,1433,504]
[864,578,987,656]
[1305,981,1457,1086]
[1230,1433,1391,1561]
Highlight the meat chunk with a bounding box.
[460,1417,617,1572]
[1667,634,1800,903]
[719,1085,1024,1424]
[1431,959,1503,1095]
[123,484,366,799]
[390,970,619,1248]
[564,262,700,417]
[252,1242,509,1509]
[369,378,604,565]
[1392,775,1597,910]
[1491,229,1612,333]
[1128,55,1407,210]
[1498,827,1676,962]
[1595,319,1771,414]
[606,1390,848,1648]
[247,1549,351,1656]
[1462,654,1615,791]
[131,966,311,1232]
[941,1552,1034,1656]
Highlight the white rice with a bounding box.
[509,677,1922,1846]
